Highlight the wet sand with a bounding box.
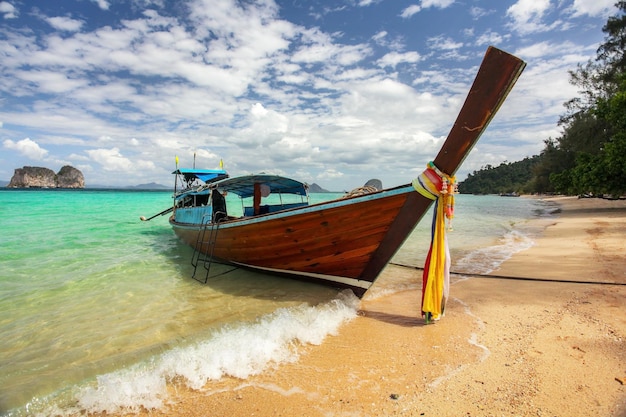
[106,196,626,417]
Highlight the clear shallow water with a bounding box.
[0,189,556,416]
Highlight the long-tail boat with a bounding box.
[147,46,525,297]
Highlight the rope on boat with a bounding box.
[342,185,379,198]
[389,262,626,286]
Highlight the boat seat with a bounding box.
[243,203,308,216]
[211,190,227,222]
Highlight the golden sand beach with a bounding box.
[105,196,626,417]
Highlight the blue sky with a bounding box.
[0,0,618,189]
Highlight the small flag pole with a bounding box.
[174,155,179,202]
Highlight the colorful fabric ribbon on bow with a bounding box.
[412,161,457,323]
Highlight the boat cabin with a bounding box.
[172,170,310,225]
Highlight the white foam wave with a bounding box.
[454,229,535,275]
[34,291,359,416]
[363,281,420,300]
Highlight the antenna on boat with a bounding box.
[174,154,179,199]
[193,151,196,169]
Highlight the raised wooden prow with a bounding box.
[434,46,526,175]
[361,47,526,285]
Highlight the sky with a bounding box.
[0,0,619,189]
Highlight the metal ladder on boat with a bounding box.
[191,213,223,284]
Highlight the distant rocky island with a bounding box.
[126,182,171,190]
[309,183,330,193]
[7,166,85,189]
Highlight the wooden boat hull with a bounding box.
[170,185,430,296]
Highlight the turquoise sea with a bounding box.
[0,189,557,416]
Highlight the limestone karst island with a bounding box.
[7,166,85,189]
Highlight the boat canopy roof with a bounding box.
[173,168,229,183]
[211,174,308,198]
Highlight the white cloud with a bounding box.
[401,0,454,17]
[506,0,562,34]
[372,31,387,44]
[514,40,574,58]
[475,30,505,46]
[427,35,463,51]
[507,0,551,23]
[91,0,110,10]
[376,51,421,68]
[192,148,220,162]
[291,28,370,66]
[0,1,17,19]
[3,138,49,160]
[68,153,90,161]
[400,5,421,18]
[236,103,290,143]
[470,6,495,20]
[86,147,155,172]
[569,0,616,17]
[45,16,84,32]
[86,148,130,171]
[421,0,455,8]
[318,168,344,180]
[15,70,88,94]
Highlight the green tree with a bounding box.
[555,77,626,196]
[563,1,626,120]
[534,2,626,195]
[532,139,562,193]
[459,157,541,194]
[597,1,626,87]
[590,76,626,195]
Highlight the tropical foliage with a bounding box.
[459,157,541,195]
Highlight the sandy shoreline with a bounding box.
[100,196,626,417]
